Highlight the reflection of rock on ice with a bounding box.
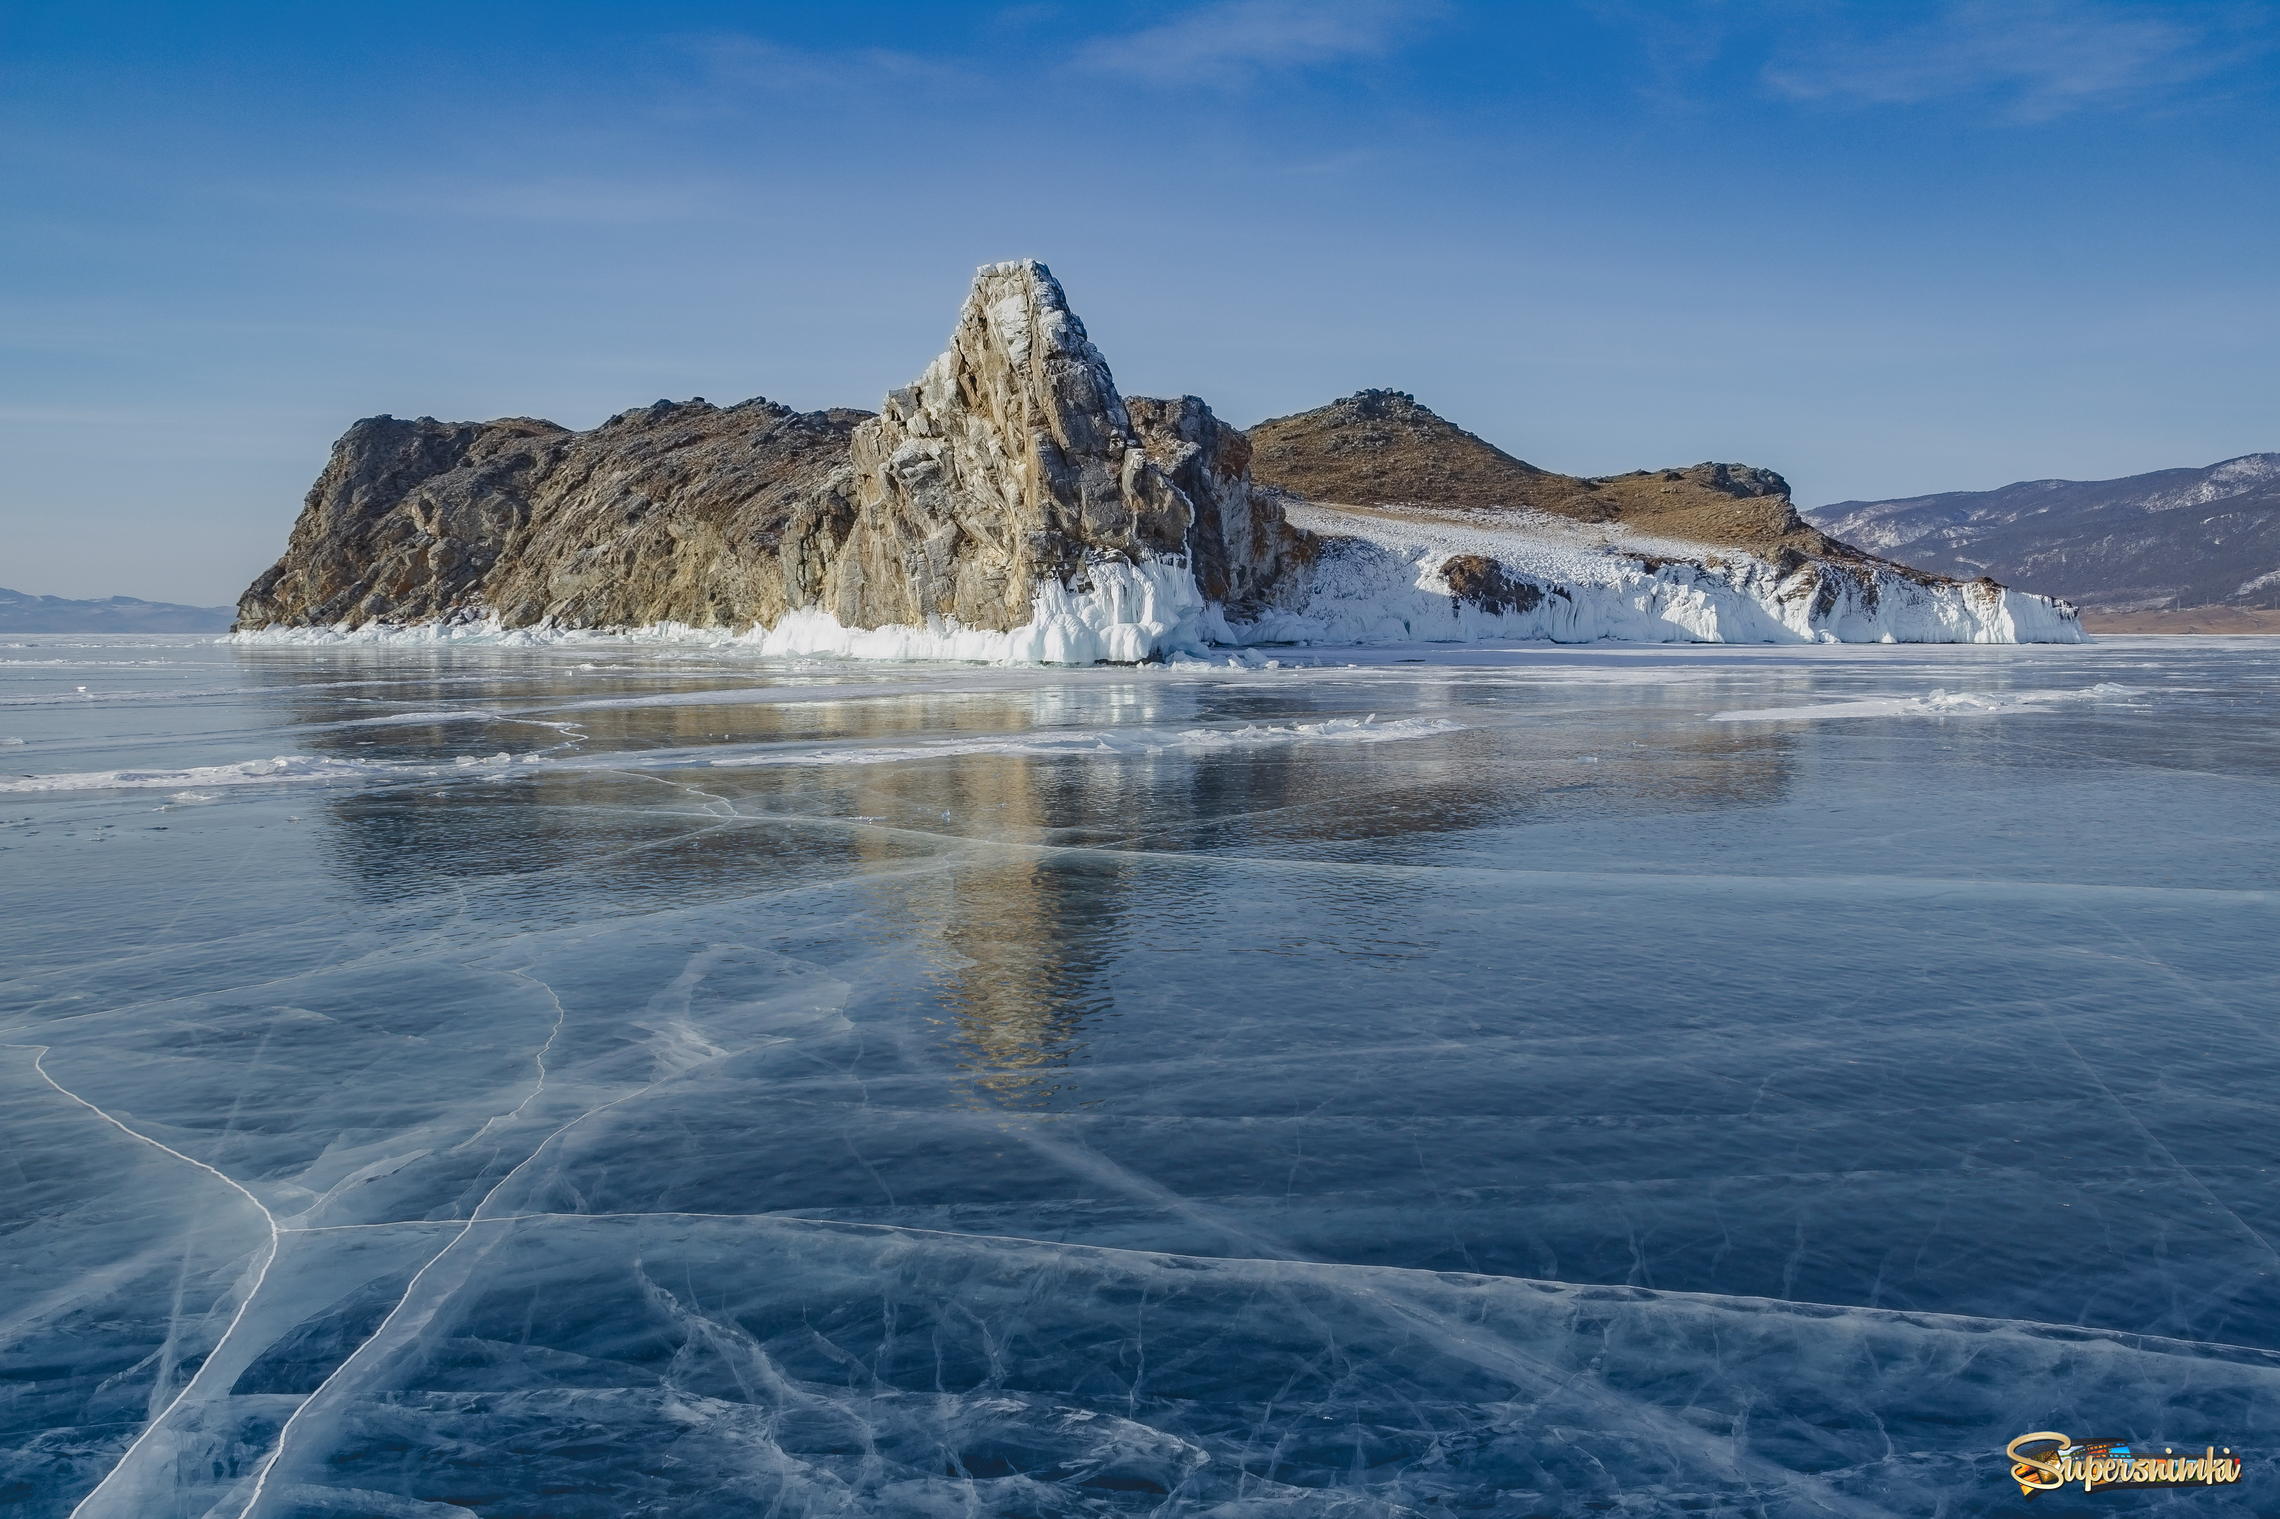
[934,848,1121,1110]
[859,718,1138,1112]
[852,683,1804,1113]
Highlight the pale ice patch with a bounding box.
[332,710,588,743]
[712,716,1463,768]
[0,635,221,650]
[1164,649,1285,670]
[544,676,1086,714]
[0,751,535,794]
[340,708,512,726]
[1712,682,2144,722]
[0,686,240,707]
[0,715,1462,796]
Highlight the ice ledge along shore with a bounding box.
[231,531,2085,665]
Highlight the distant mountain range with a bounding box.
[1806,454,2280,628]
[0,586,233,633]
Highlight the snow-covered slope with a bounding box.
[1222,502,2082,647]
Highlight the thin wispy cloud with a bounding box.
[1073,0,1447,87]
[1764,1,2262,122]
[681,34,969,96]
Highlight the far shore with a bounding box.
[2081,606,2280,635]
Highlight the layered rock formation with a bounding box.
[237,403,866,633]
[239,261,2081,655]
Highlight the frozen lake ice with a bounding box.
[3,632,2278,1516]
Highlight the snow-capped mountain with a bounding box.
[0,586,233,633]
[1807,454,2280,614]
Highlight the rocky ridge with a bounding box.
[238,261,2080,654]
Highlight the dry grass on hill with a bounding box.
[1245,390,1889,566]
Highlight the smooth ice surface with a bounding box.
[3,632,2277,1517]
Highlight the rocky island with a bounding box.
[236,261,2082,656]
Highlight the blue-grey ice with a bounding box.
[3,632,2277,1517]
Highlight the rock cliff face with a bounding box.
[239,261,2081,655]
[833,263,1175,629]
[237,402,866,633]
[241,262,1293,662]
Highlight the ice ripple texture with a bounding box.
[4,633,2279,1516]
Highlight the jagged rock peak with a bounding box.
[1614,462,1793,500]
[1325,389,1428,419]
[921,261,1126,429]
[901,260,1138,503]
[823,259,1202,633]
[595,396,794,430]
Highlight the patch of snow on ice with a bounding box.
[1712,683,2144,722]
[341,708,511,726]
[0,752,534,794]
[0,687,240,707]
[711,715,1462,768]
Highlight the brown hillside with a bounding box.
[1245,390,1874,563]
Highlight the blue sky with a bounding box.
[5,0,2276,603]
